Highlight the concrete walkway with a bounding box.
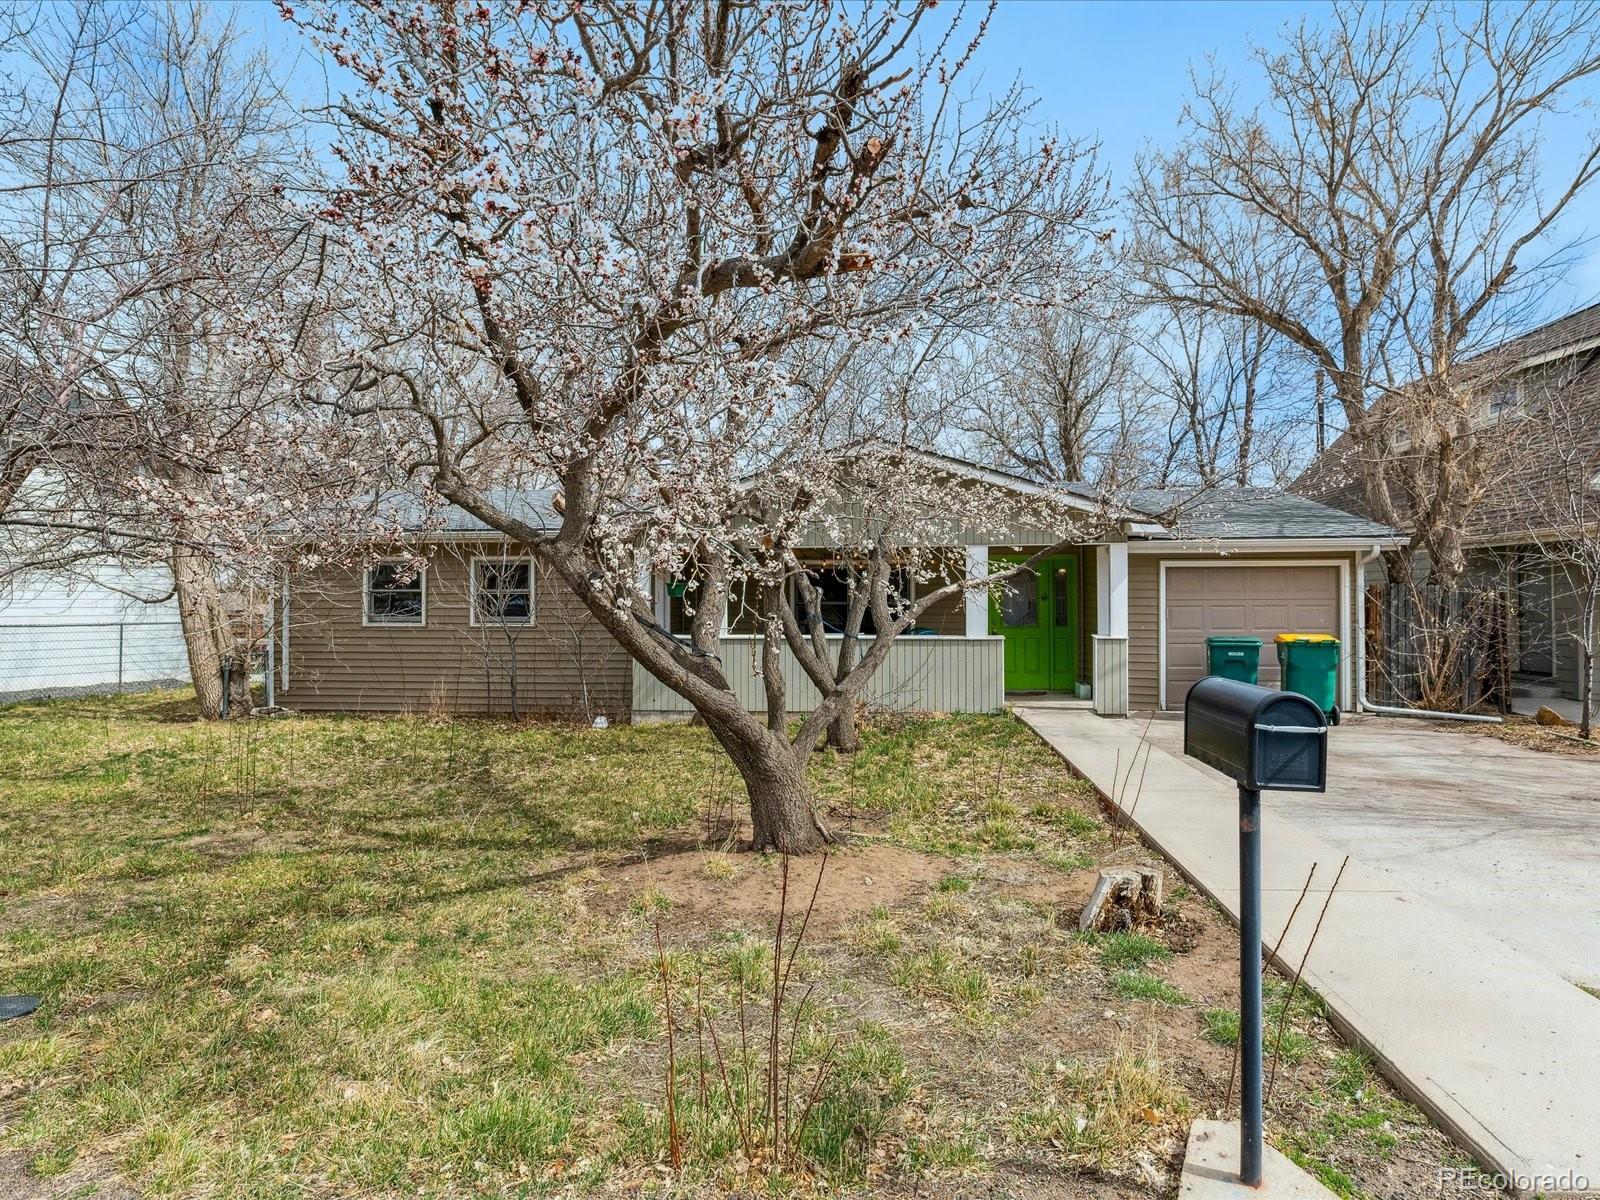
[1015,704,1600,1198]
[1138,716,1600,987]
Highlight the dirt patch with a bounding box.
[590,842,959,931]
[0,1152,138,1200]
[877,1162,1154,1198]
[787,846,1489,1200]
[996,870,1099,914]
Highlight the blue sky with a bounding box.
[240,0,1600,316]
[970,1,1314,188]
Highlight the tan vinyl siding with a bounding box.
[634,635,1004,716]
[279,542,631,718]
[1127,549,1363,711]
[912,552,975,635]
[1129,553,1161,709]
[1552,572,1585,702]
[915,587,966,635]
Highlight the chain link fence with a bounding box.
[0,621,190,703]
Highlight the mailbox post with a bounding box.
[1184,677,1328,1187]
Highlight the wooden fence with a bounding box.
[1363,583,1511,713]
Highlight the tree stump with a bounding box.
[1079,865,1165,933]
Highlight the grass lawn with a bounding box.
[0,692,1485,1199]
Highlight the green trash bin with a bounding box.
[1275,633,1340,724]
[1205,635,1262,684]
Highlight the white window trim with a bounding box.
[469,555,536,628]
[1157,557,1352,713]
[363,560,428,628]
[1481,381,1522,425]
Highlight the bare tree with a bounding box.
[1144,306,1299,488]
[0,3,182,531]
[958,306,1140,486]
[1130,1,1600,584]
[287,0,1113,852]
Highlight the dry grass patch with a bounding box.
[1012,1037,1190,1184]
[1471,713,1600,756]
[0,691,1495,1200]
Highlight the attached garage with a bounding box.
[1116,489,1400,714]
[1160,562,1346,708]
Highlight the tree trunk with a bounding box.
[826,704,861,753]
[824,615,863,753]
[715,723,831,853]
[227,641,254,715]
[1384,548,1466,711]
[172,544,232,720]
[531,542,835,852]
[1582,645,1593,741]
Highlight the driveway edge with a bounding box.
[1014,705,1600,1200]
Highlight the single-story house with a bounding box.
[273,457,1401,720]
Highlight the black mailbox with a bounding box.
[1184,676,1328,793]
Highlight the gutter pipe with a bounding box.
[1356,543,1503,724]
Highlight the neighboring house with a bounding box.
[0,562,188,699]
[1295,302,1600,709]
[274,454,1400,720]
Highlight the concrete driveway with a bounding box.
[1142,714,1600,987]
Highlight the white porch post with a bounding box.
[1106,542,1129,637]
[1093,541,1130,715]
[639,564,667,626]
[964,544,990,639]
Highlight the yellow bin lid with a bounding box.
[1275,632,1337,643]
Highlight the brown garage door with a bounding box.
[1164,565,1340,707]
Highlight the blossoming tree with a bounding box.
[289,0,1115,851]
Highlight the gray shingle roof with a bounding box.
[373,481,1395,544]
[381,488,560,534]
[1130,488,1400,541]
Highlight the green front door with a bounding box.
[990,554,1079,693]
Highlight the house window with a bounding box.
[1390,425,1413,452]
[999,570,1039,627]
[472,558,534,626]
[796,565,912,635]
[365,561,426,626]
[1486,384,1520,421]
[664,572,759,636]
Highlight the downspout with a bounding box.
[280,570,291,694]
[264,590,275,710]
[1356,543,1503,724]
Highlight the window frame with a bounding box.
[793,563,915,637]
[659,569,761,638]
[1484,382,1522,423]
[469,555,537,628]
[362,559,428,628]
